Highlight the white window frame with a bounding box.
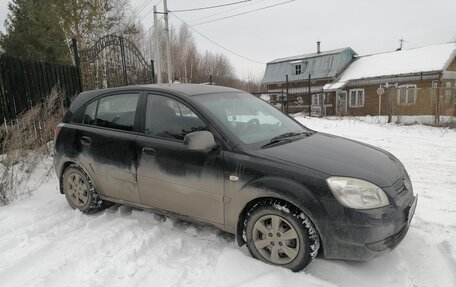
[444,82,452,103]
[348,89,365,108]
[431,80,438,105]
[294,64,302,75]
[397,84,417,106]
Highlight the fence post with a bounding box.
[209,75,212,85]
[308,74,311,116]
[120,37,128,86]
[285,74,289,113]
[435,77,441,125]
[385,83,393,123]
[150,60,156,84]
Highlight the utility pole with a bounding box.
[153,5,162,84]
[163,0,173,83]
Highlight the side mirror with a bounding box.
[183,131,217,151]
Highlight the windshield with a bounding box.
[193,92,309,144]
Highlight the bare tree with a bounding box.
[56,0,139,49]
[148,23,259,90]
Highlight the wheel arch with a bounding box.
[233,176,326,252]
[59,161,93,194]
[59,161,77,194]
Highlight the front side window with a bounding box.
[349,89,364,108]
[145,94,207,140]
[397,85,416,105]
[95,93,139,131]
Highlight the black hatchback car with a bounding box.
[54,84,417,271]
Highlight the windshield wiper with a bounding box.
[261,131,314,148]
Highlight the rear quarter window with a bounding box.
[83,100,98,125]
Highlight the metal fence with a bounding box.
[73,36,155,91]
[258,86,456,125]
[0,55,82,123]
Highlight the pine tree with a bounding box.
[0,0,71,63]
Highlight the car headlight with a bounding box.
[326,177,389,209]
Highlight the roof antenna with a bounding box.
[396,38,408,51]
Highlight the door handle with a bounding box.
[142,147,157,156]
[80,136,92,146]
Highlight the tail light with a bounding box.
[54,124,63,143]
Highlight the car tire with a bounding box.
[62,164,112,214]
[245,199,320,272]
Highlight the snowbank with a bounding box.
[293,114,455,125]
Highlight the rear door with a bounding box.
[78,92,141,203]
[136,93,224,224]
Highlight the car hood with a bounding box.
[255,132,404,187]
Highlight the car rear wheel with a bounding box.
[62,164,112,214]
[245,200,320,271]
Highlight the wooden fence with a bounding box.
[0,55,82,123]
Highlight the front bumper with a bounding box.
[320,177,417,261]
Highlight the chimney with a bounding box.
[317,41,321,54]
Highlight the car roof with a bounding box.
[70,84,242,112]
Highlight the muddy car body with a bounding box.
[54,84,417,271]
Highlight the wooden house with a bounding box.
[323,43,456,117]
[261,43,357,115]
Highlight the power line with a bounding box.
[139,7,155,21]
[138,0,163,20]
[116,0,161,37]
[171,0,251,13]
[170,12,265,65]
[191,0,296,27]
[185,0,267,26]
[137,15,164,42]
[133,0,152,14]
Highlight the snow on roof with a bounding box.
[324,43,456,91]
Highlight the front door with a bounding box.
[336,91,347,115]
[136,93,224,224]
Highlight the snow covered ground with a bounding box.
[0,117,455,287]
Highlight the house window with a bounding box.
[349,89,364,108]
[444,82,451,103]
[397,84,416,105]
[294,64,302,75]
[431,81,438,105]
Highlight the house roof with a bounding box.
[269,47,355,64]
[261,47,357,85]
[324,43,456,91]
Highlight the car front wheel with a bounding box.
[245,200,320,271]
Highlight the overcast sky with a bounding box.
[1,0,456,80]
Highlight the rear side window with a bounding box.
[83,100,98,125]
[82,93,139,131]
